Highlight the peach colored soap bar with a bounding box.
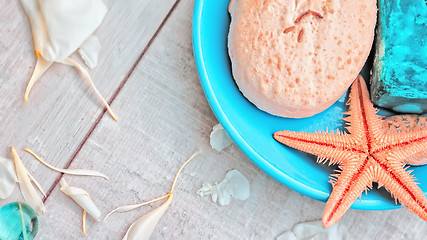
[228,0,377,118]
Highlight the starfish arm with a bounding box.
[274,130,360,166]
[404,151,427,165]
[372,129,427,157]
[344,76,383,143]
[322,156,373,228]
[373,157,427,221]
[378,139,427,165]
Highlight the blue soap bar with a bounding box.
[371,0,427,114]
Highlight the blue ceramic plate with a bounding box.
[192,0,427,210]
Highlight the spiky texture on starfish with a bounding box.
[274,76,427,228]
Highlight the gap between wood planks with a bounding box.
[42,0,183,203]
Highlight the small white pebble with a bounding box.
[197,170,250,206]
[210,123,233,151]
[276,220,348,240]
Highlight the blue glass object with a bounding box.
[0,202,38,240]
[371,0,427,113]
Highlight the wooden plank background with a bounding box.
[1,0,426,239]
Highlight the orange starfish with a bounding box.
[274,76,427,228]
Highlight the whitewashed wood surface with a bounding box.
[1,0,427,239]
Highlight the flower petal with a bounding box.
[0,157,18,199]
[82,210,87,236]
[21,0,107,62]
[25,148,109,180]
[59,179,101,221]
[24,57,53,101]
[20,0,115,120]
[11,147,46,214]
[61,57,118,121]
[78,36,101,69]
[123,196,172,240]
[27,170,46,197]
[105,194,169,221]
[117,151,201,239]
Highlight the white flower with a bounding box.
[197,170,250,206]
[276,220,348,240]
[210,123,233,151]
[20,0,117,120]
[20,0,106,63]
[0,157,18,199]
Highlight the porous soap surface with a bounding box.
[228,0,377,118]
[371,0,427,114]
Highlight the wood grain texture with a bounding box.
[0,0,176,208]
[36,1,427,240]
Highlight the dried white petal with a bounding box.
[61,57,118,121]
[59,178,101,221]
[11,147,46,214]
[123,197,172,240]
[79,36,101,69]
[27,170,46,197]
[25,148,109,180]
[0,157,18,199]
[20,0,117,121]
[197,170,250,206]
[116,151,201,239]
[105,194,169,221]
[21,0,107,62]
[82,210,88,236]
[20,0,47,54]
[276,220,348,240]
[24,57,53,101]
[210,123,233,151]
